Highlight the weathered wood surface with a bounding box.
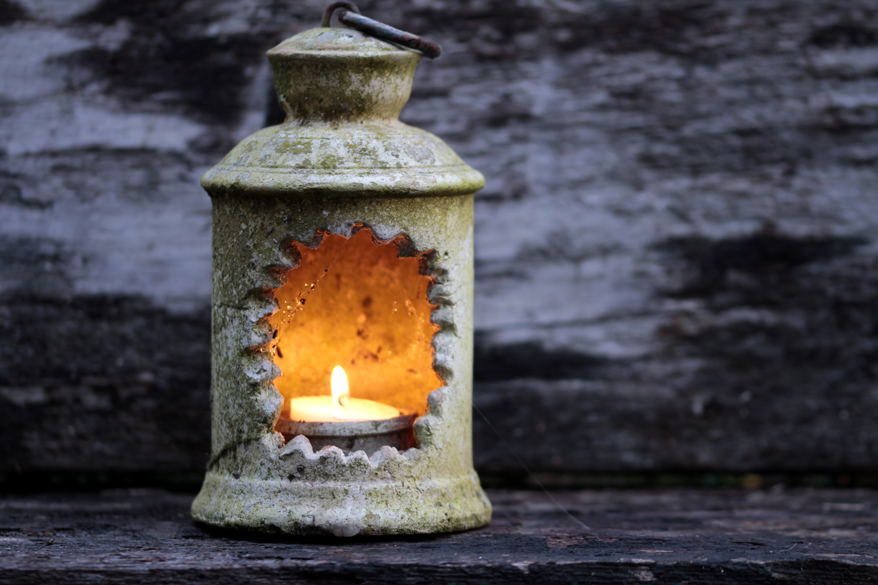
[2,488,878,584]
[2,0,878,477]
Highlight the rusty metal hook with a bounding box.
[321,1,360,26]
[321,1,442,59]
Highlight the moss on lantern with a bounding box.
[191,26,491,536]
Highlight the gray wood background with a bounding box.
[2,0,877,479]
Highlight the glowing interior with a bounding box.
[267,227,442,418]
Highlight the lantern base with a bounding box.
[191,470,492,537]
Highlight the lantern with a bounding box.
[191,4,492,536]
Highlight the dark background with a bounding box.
[2,0,878,490]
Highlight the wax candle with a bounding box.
[287,366,400,422]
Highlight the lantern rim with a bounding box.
[201,123,485,198]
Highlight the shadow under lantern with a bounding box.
[191,16,492,536]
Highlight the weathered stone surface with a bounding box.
[192,27,489,535]
[2,0,878,478]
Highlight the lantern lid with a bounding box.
[268,26,408,56]
[201,27,484,199]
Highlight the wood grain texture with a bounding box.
[2,0,878,476]
[2,489,878,584]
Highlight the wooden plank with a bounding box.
[2,0,878,476]
[0,295,211,473]
[2,489,878,584]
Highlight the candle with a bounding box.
[288,396,400,422]
[287,366,400,422]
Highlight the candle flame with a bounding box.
[331,365,349,409]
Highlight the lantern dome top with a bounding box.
[201,27,484,199]
[269,27,408,56]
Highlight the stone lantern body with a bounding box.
[190,26,492,536]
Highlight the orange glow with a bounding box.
[268,227,442,420]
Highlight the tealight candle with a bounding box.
[287,366,400,422]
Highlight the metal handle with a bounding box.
[321,1,442,59]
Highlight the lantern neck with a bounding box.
[201,26,486,198]
[267,28,421,124]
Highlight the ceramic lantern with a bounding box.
[191,5,492,536]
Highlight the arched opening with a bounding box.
[267,227,443,437]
